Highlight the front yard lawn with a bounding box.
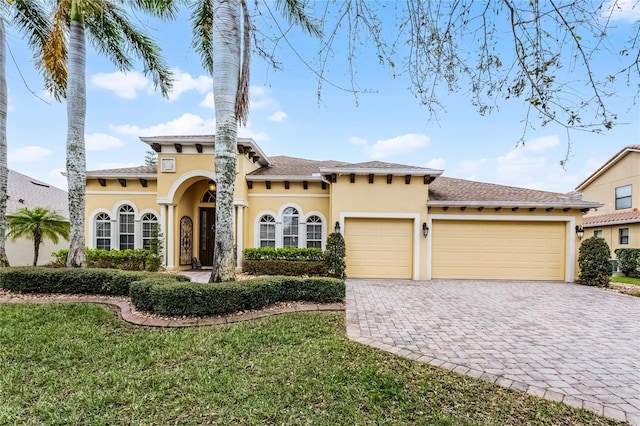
[0,304,620,425]
[610,275,640,286]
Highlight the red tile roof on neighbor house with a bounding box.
[582,209,640,227]
[575,145,640,191]
[429,176,602,209]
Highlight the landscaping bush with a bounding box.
[50,248,162,271]
[325,232,346,278]
[0,267,189,296]
[242,247,327,276]
[614,248,640,278]
[578,236,612,287]
[130,276,345,317]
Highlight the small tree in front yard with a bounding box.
[578,236,611,287]
[325,232,346,279]
[6,207,70,266]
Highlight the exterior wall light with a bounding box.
[422,222,429,238]
[208,180,215,191]
[335,221,341,234]
[575,225,585,240]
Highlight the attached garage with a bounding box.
[430,219,567,280]
[344,218,414,279]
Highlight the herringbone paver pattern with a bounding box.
[346,279,640,425]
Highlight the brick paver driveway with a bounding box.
[346,279,640,425]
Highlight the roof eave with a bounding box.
[583,218,640,228]
[319,167,444,176]
[428,200,603,209]
[246,175,324,182]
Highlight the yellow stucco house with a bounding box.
[576,145,640,254]
[85,135,601,281]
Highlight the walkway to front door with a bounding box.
[346,279,640,425]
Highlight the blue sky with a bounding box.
[4,1,639,194]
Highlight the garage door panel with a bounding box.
[345,218,413,279]
[432,220,565,280]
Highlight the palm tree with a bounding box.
[0,1,51,267]
[42,0,177,268]
[191,0,320,282]
[6,207,70,266]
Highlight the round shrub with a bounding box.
[325,232,346,279]
[578,236,611,287]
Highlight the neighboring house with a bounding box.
[84,135,601,282]
[6,169,69,266]
[576,145,640,254]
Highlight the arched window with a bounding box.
[118,205,135,250]
[95,213,111,250]
[202,189,216,203]
[306,215,323,248]
[141,213,158,250]
[259,215,276,247]
[282,207,299,248]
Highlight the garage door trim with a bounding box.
[339,212,421,280]
[427,214,576,282]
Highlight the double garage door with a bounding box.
[344,218,567,280]
[431,220,566,281]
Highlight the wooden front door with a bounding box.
[199,207,215,266]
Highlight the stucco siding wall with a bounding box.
[7,238,66,266]
[586,223,640,255]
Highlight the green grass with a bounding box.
[0,304,621,425]
[610,275,640,285]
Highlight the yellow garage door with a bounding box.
[431,220,566,280]
[344,218,413,279]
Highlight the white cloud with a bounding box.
[168,70,212,101]
[602,0,640,22]
[86,133,124,151]
[199,92,214,108]
[522,135,559,152]
[425,158,446,170]
[268,111,287,122]
[8,146,53,163]
[348,136,368,145]
[91,71,149,99]
[370,133,430,159]
[111,113,216,136]
[110,113,269,142]
[198,85,277,111]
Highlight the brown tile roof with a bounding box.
[576,145,640,190]
[86,165,157,177]
[583,210,640,227]
[7,169,68,218]
[429,176,601,208]
[247,156,350,177]
[332,160,432,170]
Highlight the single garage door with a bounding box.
[431,220,566,280]
[344,218,413,279]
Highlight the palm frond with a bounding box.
[38,0,70,100]
[274,0,322,37]
[190,0,214,75]
[127,0,183,20]
[84,3,132,72]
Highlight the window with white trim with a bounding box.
[141,213,158,250]
[615,185,632,210]
[306,215,323,248]
[119,205,135,250]
[95,213,111,250]
[282,207,299,247]
[259,215,276,247]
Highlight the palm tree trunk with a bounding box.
[65,11,87,268]
[0,18,10,267]
[209,0,240,282]
[33,232,41,266]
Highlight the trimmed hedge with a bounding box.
[0,267,190,296]
[50,248,162,272]
[614,248,640,278]
[130,276,345,317]
[242,259,327,276]
[578,236,611,287]
[243,247,324,261]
